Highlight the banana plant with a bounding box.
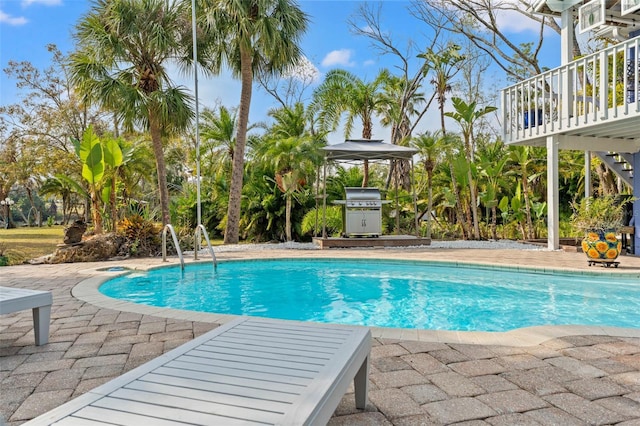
[102,140,126,231]
[72,126,123,234]
[478,156,508,240]
[497,184,528,240]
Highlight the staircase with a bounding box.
[596,152,634,189]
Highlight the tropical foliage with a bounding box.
[0,0,633,250]
[69,0,196,227]
[571,196,628,233]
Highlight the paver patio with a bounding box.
[1,246,640,425]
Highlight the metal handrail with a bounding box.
[194,224,217,269]
[162,224,184,270]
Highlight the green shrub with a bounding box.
[301,206,342,237]
[118,215,161,256]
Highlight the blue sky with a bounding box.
[0,0,560,144]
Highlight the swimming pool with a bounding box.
[99,258,640,332]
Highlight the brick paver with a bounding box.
[1,248,640,425]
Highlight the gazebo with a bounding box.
[313,139,431,249]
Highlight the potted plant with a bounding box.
[571,195,627,262]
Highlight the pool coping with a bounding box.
[71,257,640,347]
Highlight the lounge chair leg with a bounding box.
[32,305,51,346]
[354,355,369,409]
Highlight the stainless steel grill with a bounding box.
[344,187,383,208]
[342,187,382,237]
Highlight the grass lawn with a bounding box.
[0,226,65,266]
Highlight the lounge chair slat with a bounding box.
[126,378,295,411]
[225,327,348,345]
[212,333,342,350]
[234,319,353,334]
[135,372,300,403]
[92,396,270,425]
[55,405,188,426]
[50,416,113,426]
[174,354,319,378]
[154,363,310,388]
[236,321,353,337]
[187,347,327,368]
[197,341,333,360]
[199,339,335,358]
[109,387,286,423]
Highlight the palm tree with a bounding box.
[70,0,196,227]
[39,176,74,224]
[311,69,386,187]
[199,106,238,177]
[411,131,443,239]
[445,97,497,240]
[201,0,309,244]
[255,103,325,241]
[419,44,464,135]
[377,69,427,191]
[419,44,466,238]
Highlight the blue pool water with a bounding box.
[99,258,640,332]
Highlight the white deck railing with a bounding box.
[502,36,640,144]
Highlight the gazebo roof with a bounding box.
[323,139,418,161]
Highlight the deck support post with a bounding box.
[585,151,592,198]
[547,135,560,251]
[634,152,640,254]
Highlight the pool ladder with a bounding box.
[162,224,217,270]
[162,224,184,270]
[194,224,217,269]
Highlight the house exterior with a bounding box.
[501,0,640,254]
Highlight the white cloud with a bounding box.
[21,0,62,6]
[0,10,28,25]
[495,8,542,34]
[321,49,355,68]
[363,59,376,67]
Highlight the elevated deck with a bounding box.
[501,35,640,153]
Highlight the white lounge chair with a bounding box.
[0,286,52,346]
[25,316,371,425]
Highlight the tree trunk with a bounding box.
[91,190,103,234]
[84,196,91,223]
[595,163,618,195]
[111,175,117,232]
[426,169,433,239]
[225,46,253,244]
[149,112,171,226]
[465,138,480,240]
[439,102,446,135]
[361,124,372,187]
[385,160,395,191]
[521,176,534,240]
[62,195,69,224]
[362,160,369,187]
[449,162,467,239]
[285,192,292,242]
[491,205,498,240]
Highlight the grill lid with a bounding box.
[344,187,381,201]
